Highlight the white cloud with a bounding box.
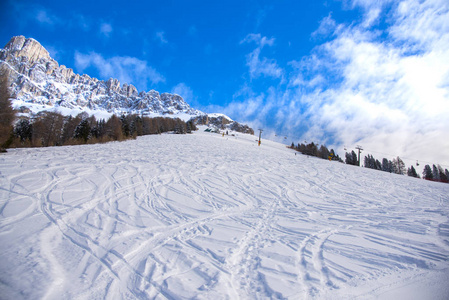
[241,33,284,80]
[303,0,449,166]
[36,9,55,25]
[246,48,284,79]
[225,0,449,167]
[241,33,275,48]
[100,23,113,37]
[156,31,168,44]
[74,52,165,91]
[172,83,195,103]
[312,13,337,38]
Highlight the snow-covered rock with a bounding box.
[0,36,203,118]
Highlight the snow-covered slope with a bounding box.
[1,129,448,299]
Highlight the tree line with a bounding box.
[0,70,197,150]
[290,142,343,162]
[288,136,449,184]
[361,152,449,183]
[8,112,197,148]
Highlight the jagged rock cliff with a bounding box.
[0,36,201,117]
[1,36,254,134]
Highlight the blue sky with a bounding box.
[2,0,449,168]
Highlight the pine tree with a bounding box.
[432,165,440,181]
[345,151,358,166]
[439,166,448,183]
[407,165,419,178]
[423,165,433,180]
[375,159,382,170]
[382,158,391,172]
[14,119,32,142]
[392,157,405,174]
[318,145,330,160]
[74,119,91,142]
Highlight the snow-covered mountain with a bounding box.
[0,36,254,134]
[0,36,200,119]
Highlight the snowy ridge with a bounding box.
[0,130,448,299]
[0,36,203,119]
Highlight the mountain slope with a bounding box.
[1,36,254,134]
[0,130,448,299]
[0,36,201,118]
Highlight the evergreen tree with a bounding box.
[439,166,448,183]
[134,116,143,136]
[432,165,440,181]
[423,164,433,180]
[375,159,382,170]
[14,119,32,142]
[74,119,91,142]
[392,156,406,175]
[364,155,370,168]
[345,150,358,165]
[318,145,330,160]
[407,165,419,178]
[120,115,130,136]
[382,158,390,172]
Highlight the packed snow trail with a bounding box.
[1,130,448,299]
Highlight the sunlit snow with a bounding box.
[0,129,448,299]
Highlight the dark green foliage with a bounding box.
[407,165,419,178]
[423,165,433,180]
[14,119,32,142]
[382,158,393,173]
[292,142,342,162]
[441,168,449,183]
[392,156,406,175]
[345,150,358,166]
[364,154,381,170]
[74,119,91,142]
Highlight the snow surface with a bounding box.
[1,129,448,299]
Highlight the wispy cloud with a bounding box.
[74,51,165,91]
[36,9,57,25]
[72,14,90,31]
[312,13,338,38]
[241,33,275,48]
[172,83,195,103]
[100,22,113,37]
[226,0,449,166]
[241,33,283,80]
[155,31,168,44]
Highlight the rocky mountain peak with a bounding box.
[3,36,50,65]
[0,35,201,118]
[1,36,254,135]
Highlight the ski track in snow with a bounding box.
[1,130,449,299]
